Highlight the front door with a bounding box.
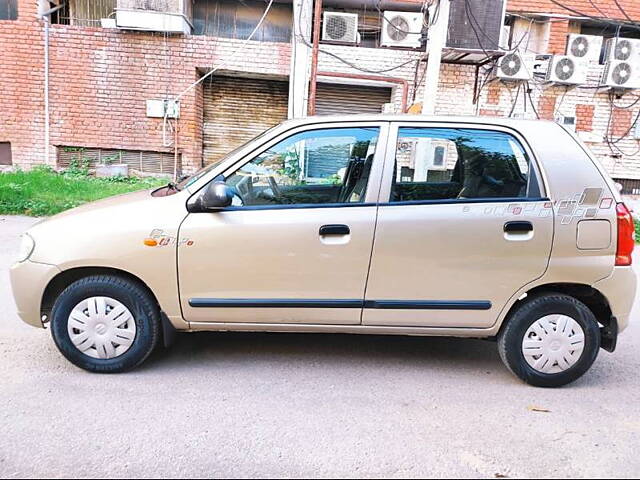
[362,123,554,328]
[179,123,387,325]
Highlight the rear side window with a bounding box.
[391,127,535,203]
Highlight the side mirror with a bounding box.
[200,181,234,211]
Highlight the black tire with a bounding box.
[498,293,600,388]
[50,275,161,373]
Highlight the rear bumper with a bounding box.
[9,260,61,328]
[594,266,637,333]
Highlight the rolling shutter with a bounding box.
[315,83,392,116]
[203,76,289,165]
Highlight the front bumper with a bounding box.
[9,260,61,328]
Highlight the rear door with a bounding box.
[362,122,553,328]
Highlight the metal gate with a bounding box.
[203,76,289,165]
[315,83,392,116]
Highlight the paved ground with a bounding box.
[1,215,639,479]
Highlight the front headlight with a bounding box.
[17,234,35,263]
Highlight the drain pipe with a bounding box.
[307,0,322,116]
[44,16,50,165]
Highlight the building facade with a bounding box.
[1,0,639,194]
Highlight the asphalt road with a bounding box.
[1,215,639,479]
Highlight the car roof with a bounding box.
[278,114,558,130]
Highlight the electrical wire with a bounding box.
[294,3,419,76]
[173,0,276,102]
[613,0,633,23]
[548,0,640,32]
[525,82,540,119]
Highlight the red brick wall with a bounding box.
[508,0,640,21]
[0,0,291,171]
[611,108,633,138]
[547,20,570,55]
[538,94,557,121]
[0,1,45,167]
[576,104,595,132]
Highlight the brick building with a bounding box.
[1,0,639,194]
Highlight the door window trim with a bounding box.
[376,122,549,206]
[208,122,390,211]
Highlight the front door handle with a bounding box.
[504,221,533,233]
[319,224,350,236]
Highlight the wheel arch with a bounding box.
[499,282,614,334]
[41,266,160,322]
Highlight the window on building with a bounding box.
[391,128,533,202]
[224,127,380,207]
[51,0,116,26]
[0,0,17,20]
[613,178,640,195]
[192,0,292,42]
[580,20,640,40]
[0,142,12,165]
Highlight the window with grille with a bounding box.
[0,0,17,20]
[613,178,640,195]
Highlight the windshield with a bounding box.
[177,125,281,190]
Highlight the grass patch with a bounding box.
[0,167,167,217]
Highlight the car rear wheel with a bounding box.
[50,275,161,373]
[498,293,600,387]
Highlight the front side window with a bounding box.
[225,127,379,207]
[391,128,532,203]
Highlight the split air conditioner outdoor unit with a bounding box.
[381,11,424,49]
[495,51,535,81]
[546,55,589,85]
[322,12,359,44]
[566,34,603,63]
[602,60,640,89]
[604,37,640,62]
[115,0,192,35]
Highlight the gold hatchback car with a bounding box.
[10,115,636,387]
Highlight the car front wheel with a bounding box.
[498,293,601,388]
[50,275,161,373]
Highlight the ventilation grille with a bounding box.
[387,15,410,41]
[555,57,576,81]
[322,12,358,43]
[499,53,523,77]
[57,147,179,175]
[615,39,634,61]
[569,36,590,58]
[611,62,633,86]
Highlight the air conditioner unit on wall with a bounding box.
[601,60,640,89]
[546,55,588,85]
[322,12,359,44]
[604,37,640,62]
[115,0,191,34]
[496,52,535,81]
[566,34,603,63]
[381,11,424,49]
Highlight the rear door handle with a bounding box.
[319,224,350,236]
[504,221,533,233]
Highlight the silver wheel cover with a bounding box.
[67,297,137,360]
[522,314,585,374]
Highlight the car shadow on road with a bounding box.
[141,330,508,378]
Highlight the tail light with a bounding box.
[616,203,635,266]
